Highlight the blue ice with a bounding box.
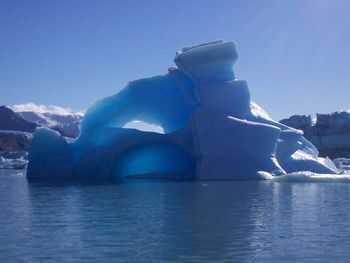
[27,40,339,180]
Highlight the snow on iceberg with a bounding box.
[27,40,339,180]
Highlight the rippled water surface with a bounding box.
[1,170,350,262]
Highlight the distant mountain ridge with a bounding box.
[0,106,38,151]
[1,102,350,158]
[0,106,39,132]
[0,105,83,152]
[17,111,82,138]
[280,111,350,158]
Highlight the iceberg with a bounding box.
[27,40,339,180]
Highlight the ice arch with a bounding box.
[79,72,198,140]
[27,40,339,180]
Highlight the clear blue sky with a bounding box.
[1,0,349,120]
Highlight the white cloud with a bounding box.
[12,102,82,116]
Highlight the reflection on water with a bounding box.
[1,170,350,262]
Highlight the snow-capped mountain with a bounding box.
[0,106,38,133]
[16,111,82,138]
[0,103,82,155]
[0,106,36,152]
[12,103,83,138]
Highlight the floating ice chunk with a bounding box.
[26,40,339,180]
[271,171,350,182]
[0,156,27,169]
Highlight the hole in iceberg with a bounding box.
[122,120,164,134]
[113,144,196,180]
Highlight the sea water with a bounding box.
[1,169,350,262]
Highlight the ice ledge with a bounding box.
[174,40,237,83]
[180,39,225,52]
